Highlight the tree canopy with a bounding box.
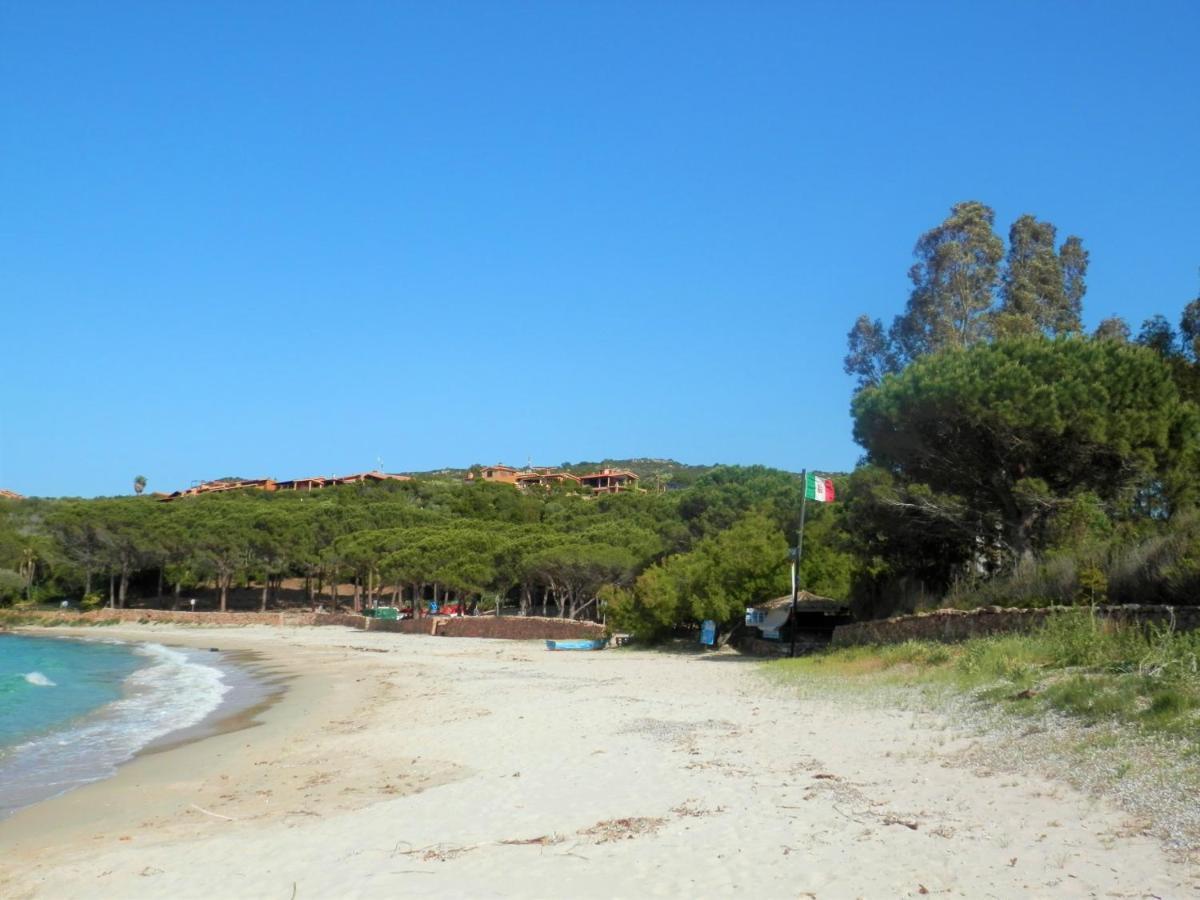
[845,201,1090,389]
[0,464,847,636]
[852,337,1198,570]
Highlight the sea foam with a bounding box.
[23,672,56,687]
[0,642,232,817]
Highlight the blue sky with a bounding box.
[2,2,1198,498]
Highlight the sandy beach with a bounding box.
[0,624,1194,899]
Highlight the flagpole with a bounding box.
[790,469,809,659]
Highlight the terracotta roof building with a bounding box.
[578,468,640,495]
[325,471,412,487]
[274,476,326,492]
[466,463,641,496]
[467,465,521,485]
[163,470,410,500]
[515,471,582,489]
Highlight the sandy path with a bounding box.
[0,625,1193,898]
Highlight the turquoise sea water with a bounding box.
[0,634,144,748]
[0,633,233,817]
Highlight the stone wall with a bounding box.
[362,615,605,640]
[6,607,605,642]
[832,604,1200,647]
[6,609,321,627]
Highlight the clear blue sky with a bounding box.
[2,2,1197,498]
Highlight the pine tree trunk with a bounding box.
[220,577,228,612]
[109,573,115,608]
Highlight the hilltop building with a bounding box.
[516,469,582,489]
[467,464,640,495]
[467,465,521,485]
[161,470,410,501]
[578,468,639,494]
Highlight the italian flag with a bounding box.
[805,473,835,503]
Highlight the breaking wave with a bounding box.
[0,643,231,817]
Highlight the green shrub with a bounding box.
[0,569,25,605]
[1075,565,1108,605]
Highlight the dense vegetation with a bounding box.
[0,465,850,636]
[4,202,1199,635]
[843,201,1200,618]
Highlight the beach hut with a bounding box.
[745,591,853,642]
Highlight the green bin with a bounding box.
[375,606,399,620]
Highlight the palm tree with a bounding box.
[133,475,147,495]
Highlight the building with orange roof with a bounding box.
[578,468,640,495]
[466,463,640,495]
[515,470,582,489]
[162,470,411,500]
[466,464,521,485]
[325,471,412,487]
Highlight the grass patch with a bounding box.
[768,611,1200,746]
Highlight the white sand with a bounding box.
[1,624,1194,898]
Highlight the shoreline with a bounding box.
[0,627,371,850]
[1,623,1192,898]
[137,647,289,759]
[0,630,287,822]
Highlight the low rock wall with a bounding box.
[362,615,605,640]
[832,604,1200,647]
[6,609,321,627]
[6,607,605,641]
